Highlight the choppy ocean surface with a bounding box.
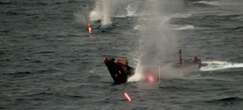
[1,0,243,110]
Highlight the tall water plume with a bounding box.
[129,0,184,81]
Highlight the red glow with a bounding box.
[87,23,93,34]
[123,92,132,102]
[147,74,155,83]
[145,72,157,84]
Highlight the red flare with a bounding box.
[147,74,155,83]
[123,92,132,102]
[87,23,93,34]
[145,72,156,84]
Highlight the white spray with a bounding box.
[129,0,185,81]
[89,0,112,26]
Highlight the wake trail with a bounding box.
[200,61,243,71]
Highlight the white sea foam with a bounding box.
[200,61,243,71]
[133,25,144,31]
[171,13,192,19]
[194,1,221,6]
[174,25,195,30]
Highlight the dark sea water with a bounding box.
[1,0,243,110]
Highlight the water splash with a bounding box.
[89,0,102,21]
[89,0,112,26]
[133,0,184,81]
[128,60,144,82]
[101,0,112,26]
[126,4,138,17]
